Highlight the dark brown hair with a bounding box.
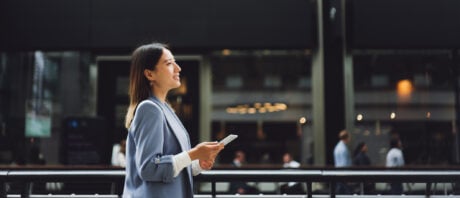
[125,43,168,129]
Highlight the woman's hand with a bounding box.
[188,142,224,162]
[199,159,214,170]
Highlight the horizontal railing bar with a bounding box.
[199,170,323,176]
[2,169,460,176]
[6,195,118,198]
[196,170,460,182]
[195,195,442,198]
[4,194,453,198]
[322,170,460,176]
[4,170,126,183]
[1,169,460,182]
[7,170,125,177]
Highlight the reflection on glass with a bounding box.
[25,51,54,137]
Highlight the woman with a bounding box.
[123,43,224,198]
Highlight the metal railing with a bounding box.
[195,170,460,198]
[1,168,459,198]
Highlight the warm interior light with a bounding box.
[390,112,396,120]
[222,49,231,56]
[226,102,288,114]
[397,79,413,98]
[299,117,307,124]
[356,114,363,121]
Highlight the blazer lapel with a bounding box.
[149,98,190,153]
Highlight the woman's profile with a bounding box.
[122,43,224,198]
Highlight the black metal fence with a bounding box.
[1,169,459,198]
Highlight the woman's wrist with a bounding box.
[173,151,193,177]
[188,148,198,161]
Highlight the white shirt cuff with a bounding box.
[192,159,203,176]
[172,151,192,177]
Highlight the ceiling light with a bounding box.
[226,102,288,114]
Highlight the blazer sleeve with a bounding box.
[130,101,175,183]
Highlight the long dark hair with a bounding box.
[125,43,168,129]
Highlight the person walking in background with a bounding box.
[228,150,259,194]
[117,140,127,167]
[333,130,352,194]
[232,150,246,168]
[334,130,352,167]
[280,152,303,194]
[111,139,127,167]
[386,137,405,195]
[353,142,375,194]
[353,142,370,166]
[122,43,224,198]
[282,152,301,169]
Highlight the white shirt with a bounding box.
[117,152,126,167]
[283,160,301,187]
[386,148,405,167]
[283,160,301,168]
[334,141,351,167]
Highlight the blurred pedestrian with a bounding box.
[280,152,303,194]
[386,137,405,195]
[228,150,259,194]
[353,141,370,166]
[353,142,375,194]
[333,130,352,194]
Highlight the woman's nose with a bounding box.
[175,63,181,71]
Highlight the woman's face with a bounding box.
[148,48,182,90]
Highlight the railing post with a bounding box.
[330,181,336,198]
[112,180,124,197]
[21,182,32,198]
[110,182,116,195]
[426,182,432,198]
[211,180,216,198]
[306,181,312,198]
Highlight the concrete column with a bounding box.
[342,0,355,135]
[311,0,326,165]
[199,56,212,142]
[344,54,354,134]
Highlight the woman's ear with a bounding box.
[144,69,156,81]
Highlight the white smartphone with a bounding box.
[219,134,238,145]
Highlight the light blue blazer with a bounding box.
[123,96,194,198]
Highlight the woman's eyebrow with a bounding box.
[163,58,174,63]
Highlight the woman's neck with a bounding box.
[152,88,168,103]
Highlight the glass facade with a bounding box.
[0,48,459,167]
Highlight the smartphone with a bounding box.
[219,134,238,145]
